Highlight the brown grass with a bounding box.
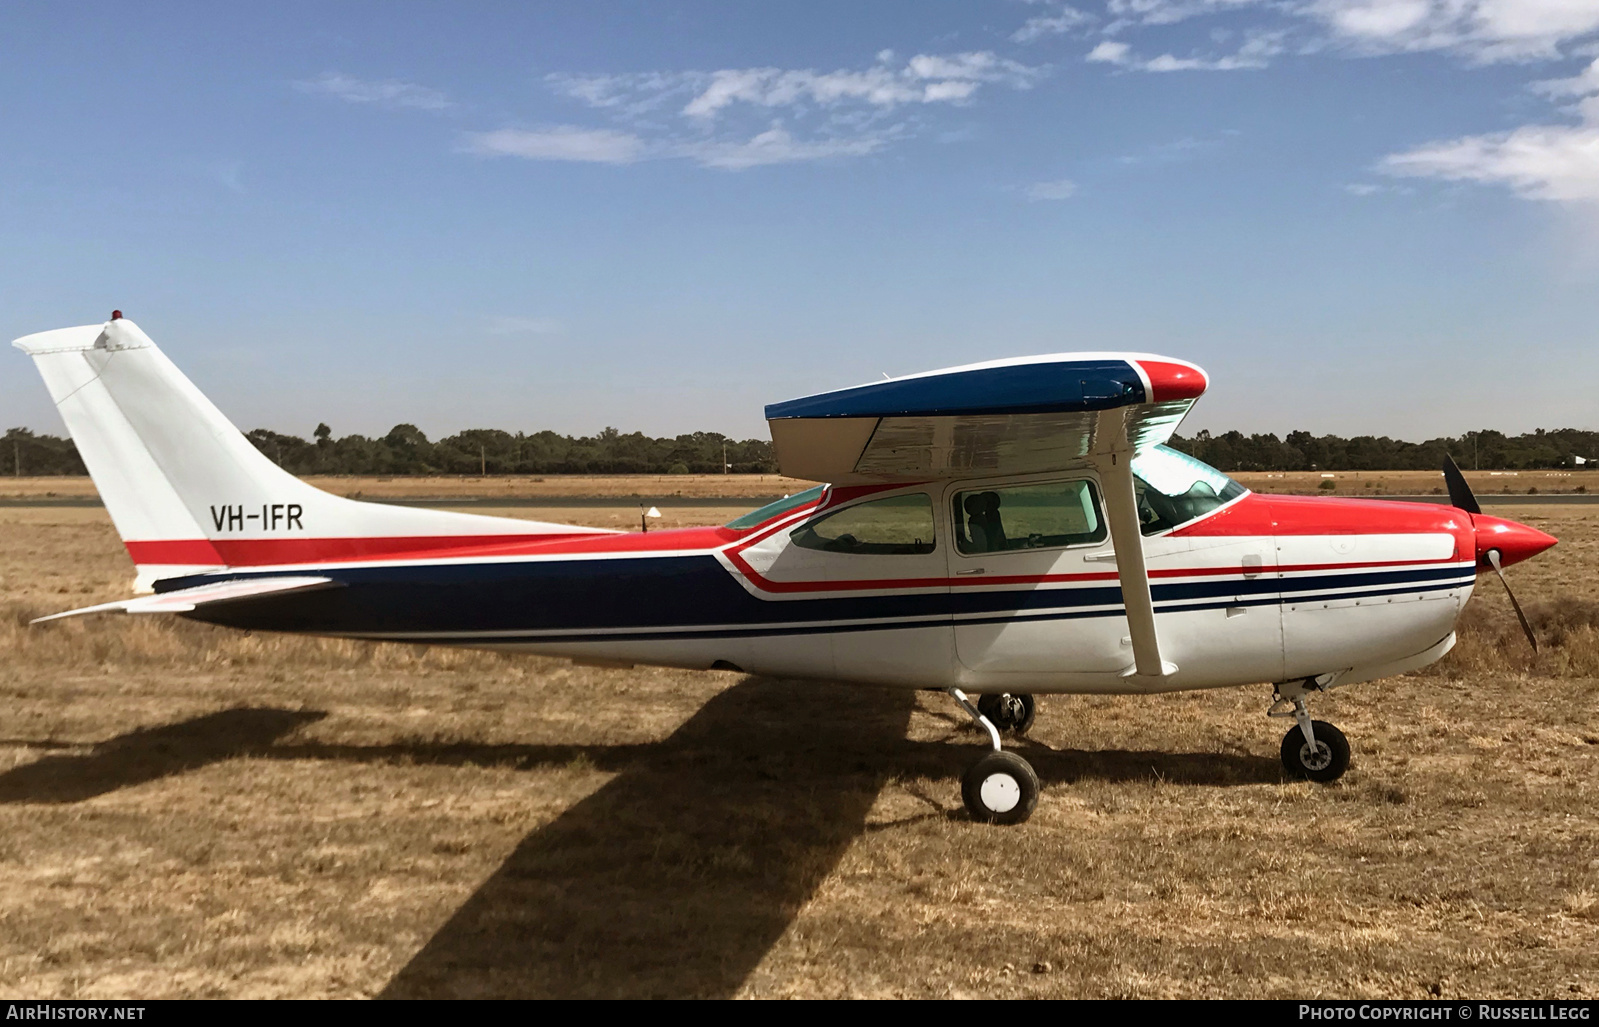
[0,506,1595,998]
[1233,468,1593,496]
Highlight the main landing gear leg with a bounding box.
[1270,679,1350,783]
[977,692,1037,735]
[947,688,1039,824]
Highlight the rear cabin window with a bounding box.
[725,485,826,530]
[789,493,936,555]
[953,480,1106,555]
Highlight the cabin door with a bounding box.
[944,476,1130,674]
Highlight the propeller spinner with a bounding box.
[1443,455,1557,651]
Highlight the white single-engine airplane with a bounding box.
[17,314,1557,823]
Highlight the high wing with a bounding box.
[31,576,340,624]
[767,353,1210,684]
[764,353,1207,485]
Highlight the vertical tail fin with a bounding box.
[14,316,608,591]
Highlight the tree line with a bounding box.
[0,424,778,476]
[2,423,1595,477]
[1164,428,1598,473]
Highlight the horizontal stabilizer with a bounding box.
[31,576,339,623]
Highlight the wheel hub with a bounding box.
[1300,741,1332,772]
[978,772,1021,813]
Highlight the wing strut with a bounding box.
[1095,448,1176,682]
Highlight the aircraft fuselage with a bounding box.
[170,476,1545,696]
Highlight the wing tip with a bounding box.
[1134,359,1208,403]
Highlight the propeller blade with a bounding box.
[1442,454,1481,514]
[1487,548,1537,653]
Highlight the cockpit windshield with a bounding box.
[725,485,827,530]
[1129,445,1246,535]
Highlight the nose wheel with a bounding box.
[946,688,1040,824]
[1271,680,1350,783]
[1281,720,1349,782]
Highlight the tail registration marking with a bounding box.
[210,504,304,531]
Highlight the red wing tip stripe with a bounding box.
[1135,359,1207,403]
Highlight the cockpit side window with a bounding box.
[1130,444,1247,535]
[789,492,936,555]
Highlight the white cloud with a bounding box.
[551,52,1040,125]
[526,51,1044,172]
[1381,57,1599,201]
[679,52,1041,119]
[1382,124,1599,200]
[1535,54,1599,117]
[1305,1,1599,62]
[1075,0,1599,65]
[1027,178,1079,200]
[1088,41,1134,64]
[1013,4,1095,43]
[1060,0,1599,204]
[1105,0,1272,28]
[464,127,646,164]
[1087,31,1283,70]
[295,72,452,111]
[680,127,888,170]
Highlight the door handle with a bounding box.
[956,568,986,576]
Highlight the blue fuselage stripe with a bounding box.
[164,554,1475,643]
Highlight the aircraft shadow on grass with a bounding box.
[0,680,1278,998]
[0,707,327,804]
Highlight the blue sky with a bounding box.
[3,1,1597,442]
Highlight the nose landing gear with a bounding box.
[947,688,1040,824]
[1271,679,1350,783]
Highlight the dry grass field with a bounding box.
[1231,468,1594,497]
[0,494,1596,998]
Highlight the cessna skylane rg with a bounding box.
[17,314,1557,823]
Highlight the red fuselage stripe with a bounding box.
[720,541,1470,595]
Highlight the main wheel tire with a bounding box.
[976,693,1037,735]
[1281,720,1350,783]
[961,750,1040,825]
